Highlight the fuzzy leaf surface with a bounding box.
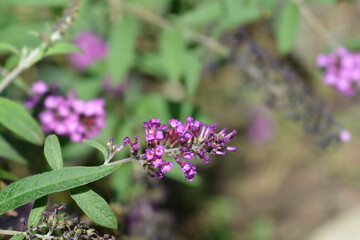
[0,98,44,145]
[0,165,118,215]
[82,139,108,161]
[28,195,48,227]
[70,186,117,229]
[44,134,63,170]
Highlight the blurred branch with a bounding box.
[0,0,80,93]
[293,0,340,48]
[118,2,229,56]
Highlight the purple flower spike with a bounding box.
[27,81,106,142]
[140,117,236,181]
[339,130,351,142]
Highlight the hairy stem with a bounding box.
[0,229,23,236]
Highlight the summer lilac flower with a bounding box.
[27,82,106,142]
[68,31,107,71]
[316,47,360,96]
[140,117,236,181]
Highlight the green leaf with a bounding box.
[0,98,44,145]
[45,42,82,57]
[10,234,25,240]
[0,0,70,7]
[44,135,63,170]
[0,164,119,215]
[0,42,18,54]
[82,139,108,162]
[182,1,222,29]
[0,168,18,181]
[28,195,48,227]
[184,52,202,96]
[134,94,171,121]
[160,28,186,82]
[70,186,117,229]
[275,2,300,55]
[107,16,139,85]
[0,134,27,164]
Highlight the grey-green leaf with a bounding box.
[275,2,300,55]
[0,168,18,181]
[0,98,44,145]
[82,139,108,161]
[107,16,139,85]
[0,42,19,54]
[10,234,25,240]
[28,195,48,227]
[0,134,27,164]
[160,28,186,82]
[70,186,117,229]
[45,42,82,57]
[0,165,119,215]
[44,135,63,170]
[184,52,202,96]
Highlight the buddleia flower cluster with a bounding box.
[68,31,107,71]
[24,204,115,239]
[317,47,360,96]
[26,81,106,142]
[106,117,236,181]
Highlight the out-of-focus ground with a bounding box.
[184,2,360,239]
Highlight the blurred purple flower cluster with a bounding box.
[317,47,360,96]
[27,81,106,142]
[68,31,107,71]
[141,117,236,181]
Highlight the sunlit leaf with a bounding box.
[107,16,139,85]
[275,2,300,54]
[160,28,186,82]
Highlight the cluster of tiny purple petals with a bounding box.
[317,47,360,96]
[142,117,236,181]
[27,81,106,142]
[68,31,107,71]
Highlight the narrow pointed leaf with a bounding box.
[44,135,63,170]
[70,186,117,229]
[160,28,186,82]
[10,234,25,240]
[28,195,48,227]
[45,42,82,57]
[0,98,44,145]
[0,134,27,164]
[107,16,139,85]
[82,139,108,161]
[0,42,19,54]
[275,2,300,55]
[0,165,119,215]
[0,168,18,181]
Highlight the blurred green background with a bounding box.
[1,0,360,239]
